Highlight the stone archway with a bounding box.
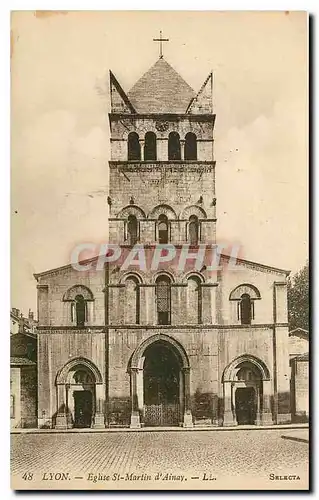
[222,355,273,427]
[55,357,105,430]
[129,334,193,428]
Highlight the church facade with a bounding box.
[35,55,291,429]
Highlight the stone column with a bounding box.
[130,368,141,428]
[180,140,185,161]
[260,379,274,425]
[139,140,145,161]
[55,384,68,429]
[182,368,193,427]
[93,384,105,428]
[223,382,236,426]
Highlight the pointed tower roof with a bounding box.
[127,58,195,114]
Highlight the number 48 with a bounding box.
[22,472,33,481]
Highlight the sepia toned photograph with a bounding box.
[10,10,309,491]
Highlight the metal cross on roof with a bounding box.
[153,30,169,59]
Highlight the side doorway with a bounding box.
[235,387,257,425]
[74,390,93,428]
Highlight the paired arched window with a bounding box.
[72,294,87,328]
[128,132,141,161]
[64,285,94,328]
[168,132,181,160]
[229,284,260,325]
[124,276,140,324]
[158,214,169,244]
[127,214,138,245]
[144,132,157,161]
[187,275,202,324]
[184,132,197,160]
[188,215,199,245]
[240,293,253,325]
[156,275,171,325]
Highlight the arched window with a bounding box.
[128,132,141,161]
[187,276,202,324]
[188,215,199,245]
[168,132,181,160]
[156,275,171,325]
[127,214,138,245]
[144,132,157,161]
[158,214,169,244]
[124,276,140,324]
[240,293,252,325]
[74,294,87,328]
[184,132,197,160]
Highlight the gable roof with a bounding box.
[34,250,290,279]
[289,328,309,339]
[10,357,36,367]
[291,352,309,362]
[127,58,195,114]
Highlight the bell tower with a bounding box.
[108,53,216,248]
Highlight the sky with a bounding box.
[11,11,308,316]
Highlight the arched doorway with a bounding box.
[68,367,94,428]
[234,363,261,424]
[222,355,273,427]
[143,341,180,426]
[129,334,193,428]
[55,357,104,430]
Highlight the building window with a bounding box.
[239,293,253,325]
[187,276,202,324]
[128,132,141,161]
[127,215,138,245]
[158,214,169,243]
[168,132,181,160]
[144,132,157,161]
[156,275,171,325]
[10,395,15,419]
[72,294,87,327]
[124,276,140,324]
[188,215,199,245]
[184,132,197,160]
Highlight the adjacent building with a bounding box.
[10,309,37,428]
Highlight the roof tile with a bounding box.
[127,58,195,114]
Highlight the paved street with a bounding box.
[11,429,309,490]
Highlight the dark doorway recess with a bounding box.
[74,390,93,428]
[235,387,257,425]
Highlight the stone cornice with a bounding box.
[109,113,216,124]
[109,161,216,171]
[37,323,288,332]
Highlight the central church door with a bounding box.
[143,342,181,426]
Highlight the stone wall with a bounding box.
[10,367,21,428]
[37,331,106,428]
[107,326,275,426]
[20,366,37,428]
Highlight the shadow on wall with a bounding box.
[107,397,131,428]
[192,390,219,424]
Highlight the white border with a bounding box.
[3,3,314,499]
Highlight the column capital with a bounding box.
[130,366,141,373]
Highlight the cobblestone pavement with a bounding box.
[11,429,309,490]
